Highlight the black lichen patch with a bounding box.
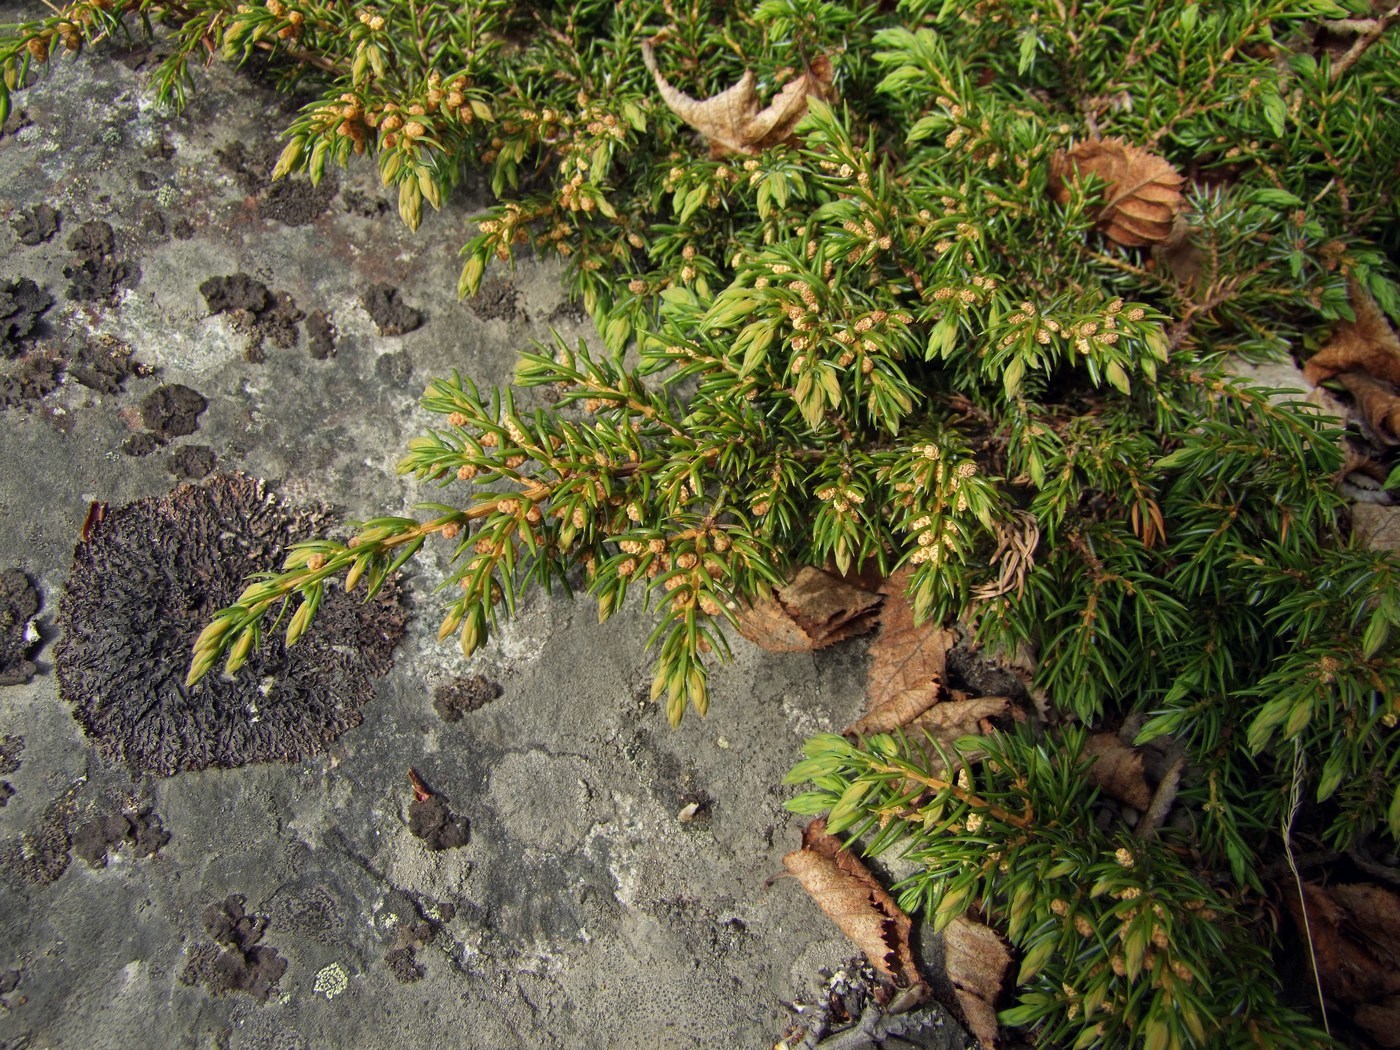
[305,309,337,360]
[383,897,453,983]
[341,187,390,219]
[408,795,470,851]
[11,204,60,246]
[124,384,207,456]
[181,894,288,1001]
[0,570,41,686]
[1,788,77,886]
[169,444,218,480]
[55,474,406,776]
[141,384,208,440]
[433,675,502,722]
[121,431,163,457]
[0,735,23,809]
[0,278,53,358]
[0,349,64,409]
[63,220,132,302]
[384,945,424,983]
[68,335,151,395]
[468,277,527,324]
[216,140,338,226]
[199,272,269,315]
[199,273,304,362]
[0,969,19,1008]
[71,805,169,868]
[363,285,423,336]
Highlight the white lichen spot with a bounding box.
[313,962,348,1000]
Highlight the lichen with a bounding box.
[55,474,405,775]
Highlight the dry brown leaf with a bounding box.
[944,916,1011,1049]
[1287,881,1400,1046]
[1083,733,1154,811]
[736,566,882,653]
[907,695,1013,747]
[844,567,957,736]
[783,818,931,1012]
[1356,997,1400,1050]
[642,41,834,157]
[1303,280,1400,388]
[1339,371,1400,443]
[1048,137,1185,248]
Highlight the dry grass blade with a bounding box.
[971,511,1039,601]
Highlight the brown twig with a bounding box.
[1134,753,1185,840]
[1329,5,1400,83]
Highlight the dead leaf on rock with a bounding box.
[737,566,882,653]
[944,915,1011,1049]
[642,41,835,157]
[783,818,931,1012]
[1287,881,1400,1046]
[1338,371,1400,443]
[1303,280,1400,389]
[845,567,957,736]
[907,695,1014,750]
[1083,732,1154,811]
[1048,137,1185,248]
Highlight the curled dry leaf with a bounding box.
[906,695,1013,752]
[1286,881,1400,1047]
[1048,137,1185,248]
[845,567,956,737]
[943,915,1011,1049]
[642,40,835,157]
[1338,371,1400,444]
[1083,732,1153,811]
[1302,282,1400,442]
[737,565,882,653]
[783,818,931,1013]
[1303,280,1400,388]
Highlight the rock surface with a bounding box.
[0,36,967,1050]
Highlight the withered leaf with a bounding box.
[907,695,1013,750]
[1287,881,1400,1046]
[845,567,957,736]
[1048,137,1185,248]
[1083,732,1154,811]
[783,818,931,1012]
[1303,280,1400,388]
[1338,371,1400,443]
[944,916,1011,1049]
[737,566,882,653]
[642,41,834,157]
